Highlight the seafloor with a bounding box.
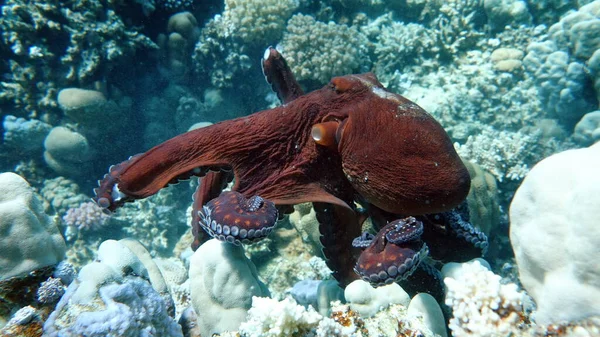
[0,0,599,336]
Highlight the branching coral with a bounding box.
[279,14,370,84]
[62,201,111,233]
[430,0,485,55]
[222,0,299,45]
[445,260,527,337]
[192,16,253,88]
[374,21,441,83]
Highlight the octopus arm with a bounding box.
[94,123,234,211]
[314,202,363,287]
[261,46,304,104]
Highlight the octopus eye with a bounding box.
[311,121,340,148]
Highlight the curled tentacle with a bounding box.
[385,217,424,243]
[191,171,232,251]
[354,217,429,287]
[93,154,143,212]
[420,202,489,262]
[198,191,278,245]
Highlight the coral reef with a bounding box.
[2,0,600,335]
[239,297,326,337]
[0,0,156,117]
[455,127,540,183]
[239,297,441,337]
[463,160,500,236]
[523,41,597,127]
[39,176,89,215]
[344,280,410,317]
[157,0,194,12]
[43,126,92,176]
[407,293,448,337]
[52,261,76,285]
[373,19,441,85]
[114,186,191,256]
[483,0,532,32]
[192,15,254,89]
[36,277,66,304]
[157,12,200,82]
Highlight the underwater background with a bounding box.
[0,0,599,336]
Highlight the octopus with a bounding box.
[94,47,487,297]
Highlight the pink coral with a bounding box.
[62,201,110,232]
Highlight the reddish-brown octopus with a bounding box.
[94,47,487,298]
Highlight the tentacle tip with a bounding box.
[263,46,273,61]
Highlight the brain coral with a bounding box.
[279,14,370,84]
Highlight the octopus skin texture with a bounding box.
[94,47,486,293]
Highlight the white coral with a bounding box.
[239,297,324,337]
[444,261,525,337]
[222,0,298,45]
